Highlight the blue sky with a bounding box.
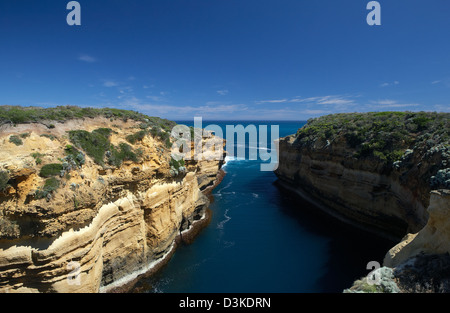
[1,0,449,120]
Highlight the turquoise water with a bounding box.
[130,121,395,293]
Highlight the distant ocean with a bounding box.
[130,121,395,293]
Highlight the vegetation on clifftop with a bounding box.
[0,105,176,149]
[68,128,114,165]
[296,112,449,160]
[294,111,450,187]
[0,105,175,128]
[68,128,141,167]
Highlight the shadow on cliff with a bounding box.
[270,177,397,292]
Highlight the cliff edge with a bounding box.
[0,106,225,293]
[275,111,450,292]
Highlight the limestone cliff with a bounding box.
[275,112,449,240]
[275,112,450,292]
[346,190,450,293]
[380,190,450,293]
[0,106,225,293]
[384,190,450,268]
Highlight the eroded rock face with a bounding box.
[0,117,225,293]
[274,113,449,292]
[275,113,449,240]
[344,190,450,293]
[384,190,450,268]
[275,135,433,239]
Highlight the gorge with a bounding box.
[1,107,449,293]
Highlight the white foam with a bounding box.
[215,180,233,195]
[217,209,231,230]
[222,156,246,170]
[99,242,175,293]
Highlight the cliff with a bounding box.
[345,189,450,293]
[274,112,450,292]
[0,106,225,293]
[275,112,449,239]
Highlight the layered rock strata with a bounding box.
[275,135,428,239]
[275,113,449,240]
[0,115,224,293]
[345,190,450,293]
[274,112,450,292]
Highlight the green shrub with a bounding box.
[345,131,365,148]
[92,127,113,138]
[64,144,77,156]
[9,135,23,146]
[31,152,44,165]
[148,126,173,148]
[31,152,44,159]
[68,129,112,165]
[413,114,431,131]
[126,130,147,144]
[39,163,63,178]
[35,177,60,199]
[107,143,139,167]
[73,195,80,209]
[0,171,9,191]
[43,177,60,190]
[40,134,56,141]
[64,145,85,166]
[169,157,185,171]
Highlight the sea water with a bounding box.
[130,121,395,293]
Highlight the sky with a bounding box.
[0,0,449,120]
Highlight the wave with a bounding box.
[217,209,231,230]
[215,180,233,195]
[224,155,247,163]
[234,143,270,151]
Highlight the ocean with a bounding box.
[130,121,395,293]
